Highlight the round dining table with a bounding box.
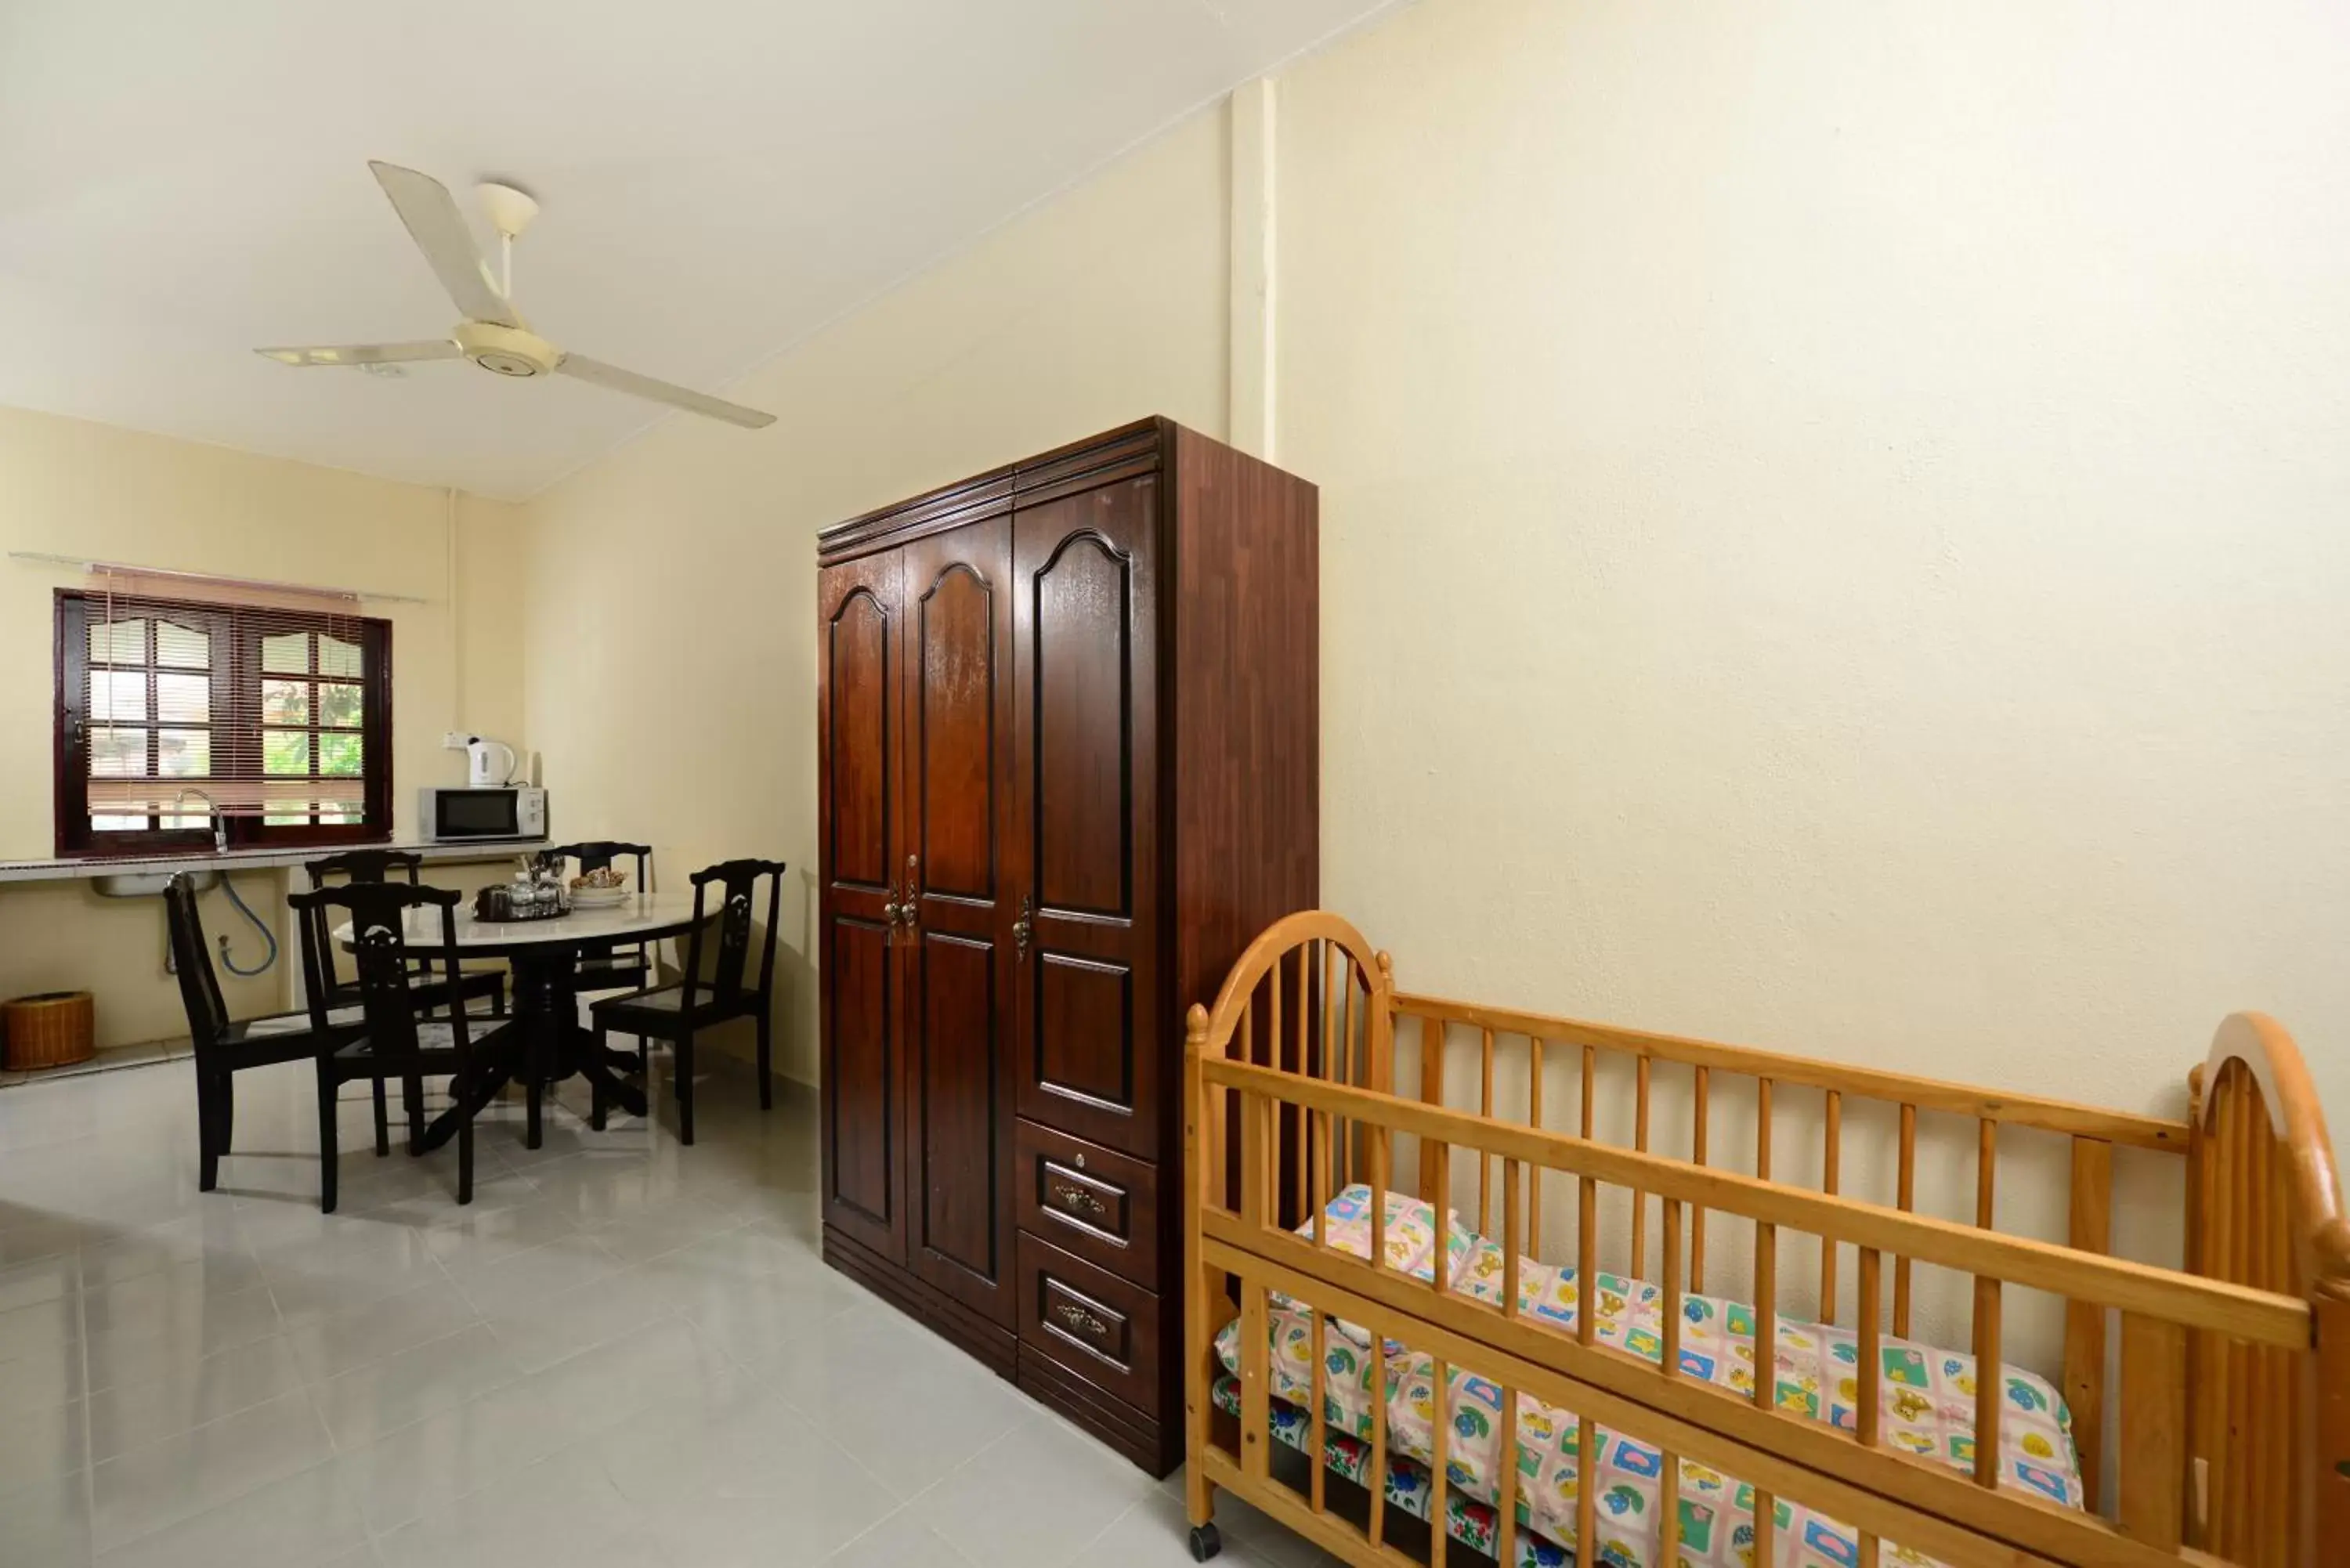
[336,891,713,1150]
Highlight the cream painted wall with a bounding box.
[0,405,527,1048]
[518,108,1232,1082]
[514,0,2346,1378]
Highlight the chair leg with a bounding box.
[457,1102,475,1206]
[316,1064,340,1214]
[526,1078,544,1150]
[197,1071,222,1192]
[404,1072,426,1154]
[219,1073,235,1153]
[492,977,506,1019]
[590,1022,609,1132]
[372,1076,390,1157]
[675,1030,695,1147]
[755,1009,773,1111]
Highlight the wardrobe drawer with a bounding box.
[1016,1232,1161,1418]
[1016,1119,1158,1291]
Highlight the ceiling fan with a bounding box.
[255,162,776,429]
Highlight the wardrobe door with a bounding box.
[819,551,907,1263]
[898,518,1020,1322]
[1010,478,1162,1159]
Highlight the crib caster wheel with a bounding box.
[1188,1523,1222,1561]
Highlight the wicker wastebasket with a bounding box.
[2,991,96,1071]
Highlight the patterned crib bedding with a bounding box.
[1214,1186,2082,1568]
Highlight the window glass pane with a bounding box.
[88,619,146,664]
[161,813,212,829]
[262,680,309,725]
[156,673,210,723]
[89,672,147,722]
[318,732,363,777]
[262,631,311,673]
[92,815,148,833]
[319,802,364,825]
[155,621,212,669]
[157,730,212,778]
[316,681,363,728]
[264,800,316,826]
[89,728,147,777]
[263,730,313,775]
[318,634,362,678]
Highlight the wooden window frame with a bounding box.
[52,590,395,858]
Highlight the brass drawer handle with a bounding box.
[1053,1300,1109,1337]
[1054,1181,1108,1218]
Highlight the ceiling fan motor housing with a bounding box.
[454,320,559,378]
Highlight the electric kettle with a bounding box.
[465,736,518,787]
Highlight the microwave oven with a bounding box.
[418,786,546,843]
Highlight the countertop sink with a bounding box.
[91,869,221,898]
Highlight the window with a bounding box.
[54,590,392,856]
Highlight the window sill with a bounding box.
[0,839,548,887]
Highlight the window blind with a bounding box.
[79,569,377,826]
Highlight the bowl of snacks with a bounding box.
[567,866,631,909]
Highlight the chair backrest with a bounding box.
[682,858,787,1006]
[301,852,425,995]
[288,882,471,1064]
[303,850,424,889]
[549,841,653,886]
[163,873,230,1052]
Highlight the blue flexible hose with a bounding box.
[215,873,280,977]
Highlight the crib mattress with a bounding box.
[1212,1187,2082,1568]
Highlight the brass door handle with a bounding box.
[1013,894,1032,960]
[1054,1181,1107,1217]
[1052,1301,1108,1337]
[895,855,920,939]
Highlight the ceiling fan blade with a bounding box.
[555,353,776,428]
[367,161,517,327]
[255,340,461,367]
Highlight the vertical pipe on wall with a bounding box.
[1227,76,1277,461]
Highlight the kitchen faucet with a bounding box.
[173,786,227,852]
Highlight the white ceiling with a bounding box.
[0,1,1391,500]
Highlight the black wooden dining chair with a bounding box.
[588,858,785,1144]
[546,840,654,992]
[303,851,507,1021]
[167,873,371,1194]
[288,882,488,1211]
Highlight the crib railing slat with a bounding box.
[1753,1487,1777,1564]
[1478,1027,1495,1235]
[1858,1246,1882,1450]
[1821,1089,1842,1323]
[1528,1037,1546,1265]
[1308,1299,1327,1515]
[1368,1331,1390,1548]
[1428,1351,1450,1568]
[1240,1276,1271,1482]
[1503,1158,1523,1319]
[1690,1065,1710,1292]
[1371,1126,1390,1274]
[2119,1311,2187,1548]
[1658,1450,1681,1563]
[1895,1102,1917,1337]
[1497,1385,1520,1568]
[1430,1138,1452,1301]
[1755,1078,1777,1414]
[1662,1198,1684,1378]
[1973,1274,2003,1489]
[1574,1413,1599,1565]
[2063,1136,2112,1512]
[1422,1015,1448,1211]
[1632,1053,1652,1278]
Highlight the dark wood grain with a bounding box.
[1012,475,1162,1158]
[814,417,1317,1474]
[1017,1118,1160,1290]
[819,553,906,1261]
[1017,1230,1162,1418]
[898,518,1018,1323]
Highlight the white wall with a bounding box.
[513,0,2349,1366]
[0,404,527,1046]
[519,110,1232,1082]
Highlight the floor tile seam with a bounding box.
[75,1237,96,1558]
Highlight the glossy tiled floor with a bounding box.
[0,1052,1341,1568]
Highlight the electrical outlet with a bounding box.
[443,732,472,750]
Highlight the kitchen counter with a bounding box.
[0,840,547,886]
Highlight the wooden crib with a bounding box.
[1182,911,2348,1568]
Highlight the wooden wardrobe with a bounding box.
[815,417,1318,1474]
